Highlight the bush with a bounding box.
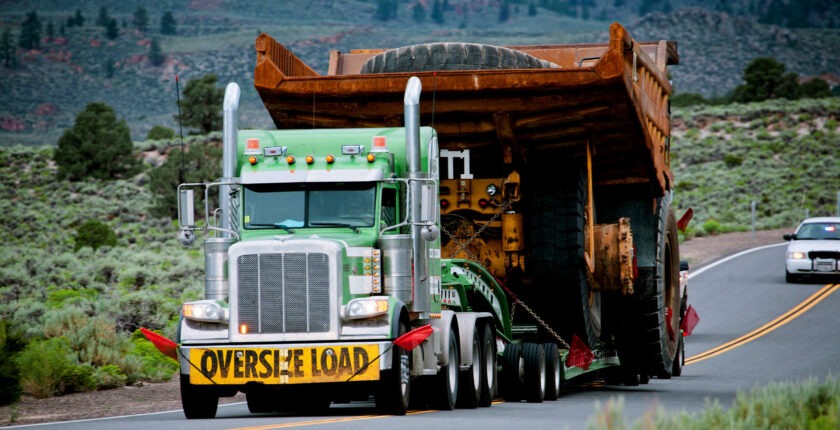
[14,337,92,398]
[0,319,23,405]
[128,329,178,382]
[702,219,722,235]
[147,125,175,141]
[94,365,128,390]
[74,219,118,251]
[147,141,221,218]
[723,153,744,168]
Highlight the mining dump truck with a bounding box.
[175,22,688,419]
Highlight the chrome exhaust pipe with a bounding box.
[404,77,429,313]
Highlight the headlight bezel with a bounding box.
[182,300,229,323]
[343,298,389,320]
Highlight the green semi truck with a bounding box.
[175,22,689,418]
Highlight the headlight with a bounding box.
[787,252,807,260]
[182,300,228,323]
[344,298,389,319]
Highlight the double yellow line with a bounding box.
[685,283,840,365]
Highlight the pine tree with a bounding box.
[374,0,393,21]
[528,2,538,16]
[19,11,41,50]
[432,0,445,23]
[499,0,511,22]
[0,28,17,67]
[149,38,164,66]
[160,11,177,35]
[133,7,149,32]
[105,18,119,40]
[96,6,109,27]
[176,74,225,134]
[46,21,54,41]
[73,8,85,27]
[412,3,426,23]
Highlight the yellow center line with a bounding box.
[228,409,439,430]
[685,283,840,365]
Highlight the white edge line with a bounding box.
[687,242,787,280]
[6,401,246,428]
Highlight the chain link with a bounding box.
[440,199,569,350]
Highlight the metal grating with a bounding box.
[237,252,331,334]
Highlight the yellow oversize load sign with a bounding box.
[189,344,380,385]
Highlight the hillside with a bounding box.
[1,0,839,147]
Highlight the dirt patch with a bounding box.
[0,229,791,426]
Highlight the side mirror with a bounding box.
[680,260,690,272]
[420,182,437,225]
[783,234,794,241]
[179,188,195,228]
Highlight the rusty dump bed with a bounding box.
[253,23,678,195]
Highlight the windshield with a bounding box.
[243,182,376,230]
[795,222,840,240]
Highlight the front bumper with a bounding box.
[786,258,840,275]
[179,341,393,386]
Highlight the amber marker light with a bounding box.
[366,153,376,163]
[248,156,258,165]
[239,324,248,334]
[326,154,335,164]
[305,155,314,165]
[286,155,296,164]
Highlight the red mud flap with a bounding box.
[680,305,700,336]
[140,327,178,361]
[565,335,594,370]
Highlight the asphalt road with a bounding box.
[14,243,840,430]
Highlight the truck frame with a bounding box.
[175,22,687,418]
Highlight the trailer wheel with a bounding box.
[500,343,523,402]
[458,326,482,409]
[526,159,601,349]
[434,323,460,410]
[180,373,219,419]
[376,320,411,415]
[360,43,557,74]
[634,194,681,378]
[479,322,498,407]
[542,343,562,401]
[522,343,546,403]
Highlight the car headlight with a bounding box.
[344,298,389,320]
[182,300,228,323]
[787,251,807,260]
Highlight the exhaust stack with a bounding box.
[404,77,430,314]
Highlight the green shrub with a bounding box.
[15,337,78,398]
[826,118,838,130]
[94,364,128,390]
[723,153,744,168]
[147,125,175,141]
[702,219,722,235]
[0,319,23,405]
[74,219,118,251]
[128,329,178,382]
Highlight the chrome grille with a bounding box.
[237,252,331,334]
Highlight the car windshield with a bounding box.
[243,182,376,230]
[795,222,840,240]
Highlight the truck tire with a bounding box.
[434,323,460,410]
[457,326,482,409]
[180,373,219,419]
[376,320,411,415]
[633,193,681,378]
[360,43,558,74]
[522,343,546,403]
[500,343,523,402]
[672,335,684,377]
[478,322,498,407]
[542,343,562,401]
[526,159,601,350]
[246,391,275,413]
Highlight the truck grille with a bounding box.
[237,253,331,334]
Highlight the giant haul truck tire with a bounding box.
[624,193,681,378]
[526,159,600,349]
[360,42,557,73]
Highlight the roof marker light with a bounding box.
[286,155,296,165]
[305,155,314,165]
[367,153,376,163]
[326,154,335,164]
[371,136,388,152]
[245,138,260,155]
[248,156,258,165]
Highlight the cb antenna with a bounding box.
[175,74,186,184]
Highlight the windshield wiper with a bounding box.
[247,223,295,232]
[310,222,360,233]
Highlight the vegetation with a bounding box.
[73,219,118,251]
[176,74,224,134]
[588,376,840,429]
[54,102,140,181]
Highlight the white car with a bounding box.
[783,217,840,283]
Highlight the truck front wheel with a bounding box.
[376,321,411,415]
[180,373,219,419]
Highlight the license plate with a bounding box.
[189,345,380,385]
